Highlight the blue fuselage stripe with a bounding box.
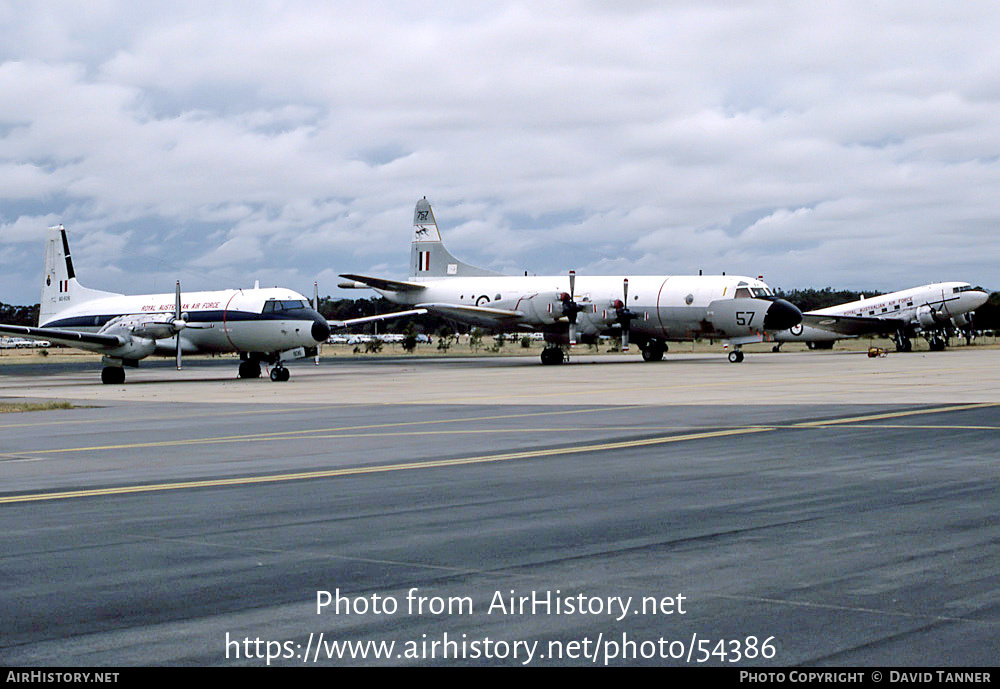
[44,309,318,330]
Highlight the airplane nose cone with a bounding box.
[763,298,802,331]
[311,314,331,343]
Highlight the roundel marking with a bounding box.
[790,324,803,336]
[476,295,490,306]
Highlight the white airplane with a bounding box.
[339,198,802,364]
[0,226,424,383]
[769,283,989,352]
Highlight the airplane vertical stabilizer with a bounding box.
[40,226,123,326]
[409,197,504,280]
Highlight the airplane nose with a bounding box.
[311,313,331,343]
[763,298,802,331]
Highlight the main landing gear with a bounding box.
[540,346,565,365]
[641,340,666,362]
[238,357,290,381]
[238,360,261,379]
[101,367,126,384]
[895,330,949,352]
[728,349,745,363]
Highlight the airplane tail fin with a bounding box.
[40,226,122,326]
[409,197,503,279]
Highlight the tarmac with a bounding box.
[0,347,997,666]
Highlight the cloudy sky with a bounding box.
[2,1,999,305]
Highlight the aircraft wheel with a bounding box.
[270,366,290,382]
[929,337,946,352]
[896,338,912,353]
[641,342,664,362]
[101,367,125,384]
[728,350,744,363]
[540,347,564,365]
[239,360,262,379]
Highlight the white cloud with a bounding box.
[2,1,1000,305]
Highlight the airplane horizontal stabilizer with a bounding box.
[337,274,427,292]
[802,313,905,336]
[329,309,428,328]
[0,324,125,352]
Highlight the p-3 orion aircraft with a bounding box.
[339,198,802,364]
[0,226,422,383]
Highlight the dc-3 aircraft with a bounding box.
[339,198,802,364]
[769,283,989,352]
[0,226,424,383]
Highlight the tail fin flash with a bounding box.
[409,197,503,279]
[40,226,122,326]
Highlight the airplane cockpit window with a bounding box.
[750,287,773,298]
[954,285,986,293]
[734,287,752,298]
[262,299,307,313]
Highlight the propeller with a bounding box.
[313,281,321,365]
[559,270,584,346]
[175,281,184,369]
[170,280,212,368]
[613,278,638,352]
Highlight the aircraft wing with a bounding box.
[802,313,906,336]
[416,302,524,328]
[338,274,427,293]
[0,324,125,352]
[329,309,428,328]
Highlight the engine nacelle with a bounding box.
[916,305,948,328]
[521,291,575,326]
[106,336,157,360]
[101,313,180,340]
[99,315,162,360]
[951,313,972,328]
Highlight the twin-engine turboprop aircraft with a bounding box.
[0,226,421,383]
[339,198,803,363]
[770,283,989,351]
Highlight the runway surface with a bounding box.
[1,349,998,666]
